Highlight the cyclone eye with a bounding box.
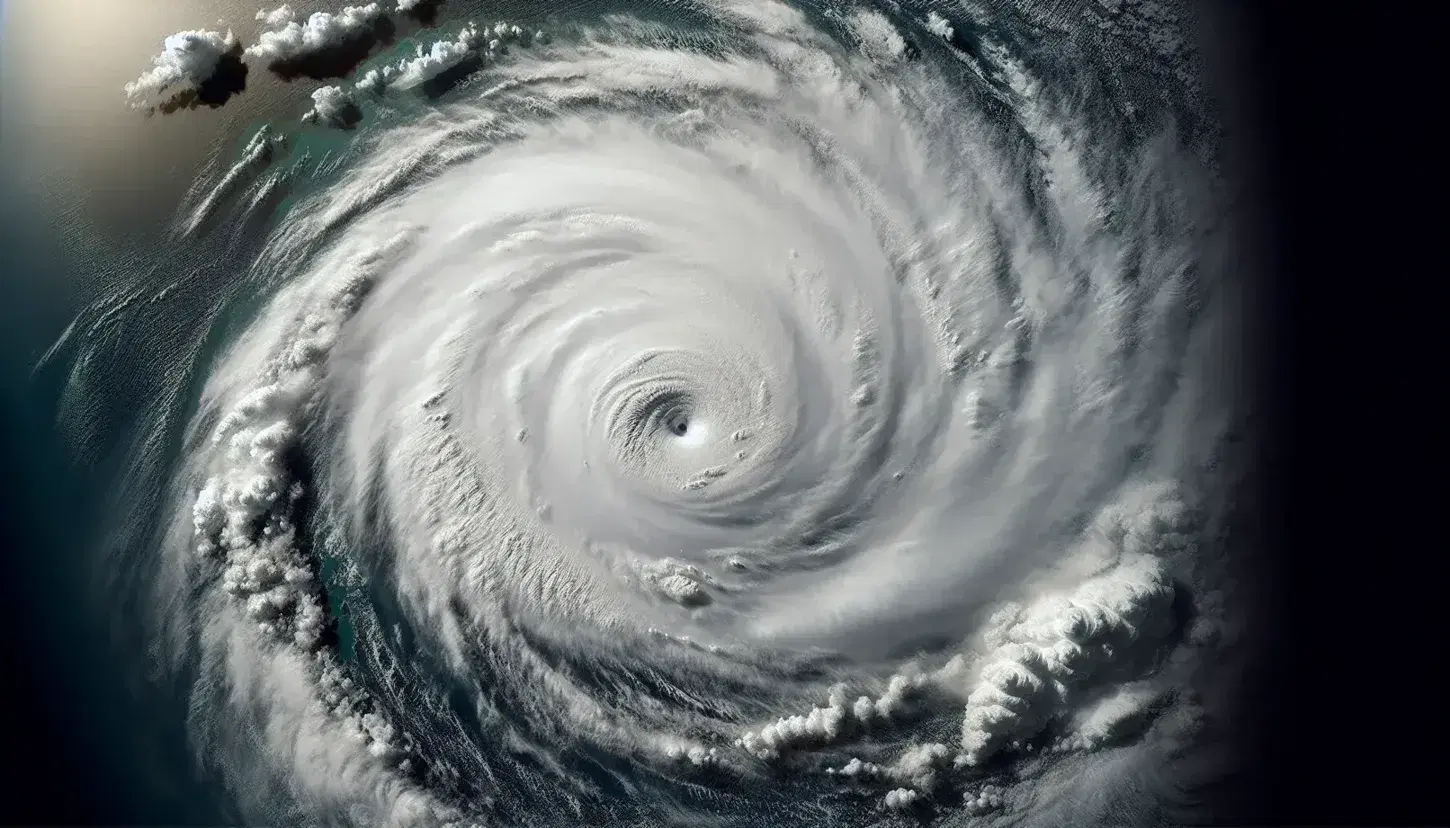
[633,390,696,442]
[667,412,690,436]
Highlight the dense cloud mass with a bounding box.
[123,29,248,113]
[88,1,1248,826]
[302,85,362,128]
[246,3,393,78]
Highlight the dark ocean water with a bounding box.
[0,184,234,826]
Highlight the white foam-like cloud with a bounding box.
[392,21,489,88]
[402,21,528,89]
[638,558,716,606]
[1055,681,1169,752]
[957,553,1178,766]
[883,788,918,810]
[124,29,240,111]
[964,783,1005,814]
[354,67,394,95]
[353,21,536,95]
[825,756,883,779]
[246,4,388,67]
[827,743,953,803]
[887,742,953,791]
[302,84,361,128]
[737,687,850,759]
[191,233,418,771]
[925,11,954,41]
[738,485,1192,802]
[848,9,908,64]
[736,671,937,760]
[255,3,296,28]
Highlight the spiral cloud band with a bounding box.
[138,1,1243,825]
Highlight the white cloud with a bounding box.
[1055,681,1168,752]
[354,66,395,95]
[151,6,1234,823]
[390,21,488,88]
[827,743,953,802]
[356,21,535,95]
[638,558,716,606]
[123,29,240,111]
[736,671,937,760]
[957,553,1178,766]
[925,11,954,41]
[737,687,850,759]
[302,84,361,128]
[189,233,419,776]
[735,487,1191,803]
[825,756,883,779]
[964,783,1005,814]
[193,234,411,647]
[246,4,389,70]
[255,3,296,28]
[849,9,908,64]
[887,742,952,792]
[883,788,918,810]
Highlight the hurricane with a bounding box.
[43,1,1252,825]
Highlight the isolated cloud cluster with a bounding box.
[925,12,954,41]
[358,21,534,96]
[128,12,548,119]
[391,20,489,88]
[883,788,918,810]
[302,85,362,128]
[123,29,246,112]
[963,784,1004,814]
[247,4,392,77]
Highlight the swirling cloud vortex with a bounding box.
[177,3,1237,826]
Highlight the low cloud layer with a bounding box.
[357,21,536,98]
[181,125,286,237]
